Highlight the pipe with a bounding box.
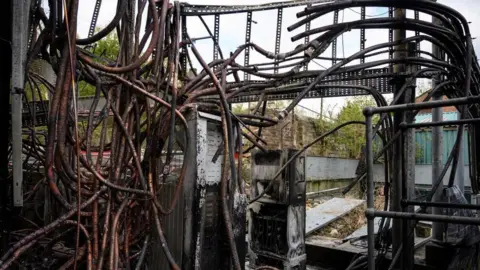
[365,113,375,270]
[366,209,480,226]
[403,200,480,210]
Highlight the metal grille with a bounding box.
[251,206,288,255]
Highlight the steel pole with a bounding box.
[431,10,444,242]
[402,42,416,270]
[11,0,30,207]
[392,7,407,257]
[0,0,12,257]
[456,113,465,194]
[365,112,375,270]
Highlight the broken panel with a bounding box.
[150,109,246,270]
[249,149,306,270]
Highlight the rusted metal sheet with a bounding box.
[305,198,365,236]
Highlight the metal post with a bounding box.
[392,7,406,257]
[431,11,444,242]
[365,112,375,270]
[401,42,416,270]
[0,0,12,256]
[456,113,465,194]
[11,0,30,207]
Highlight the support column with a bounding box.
[431,10,444,243]
[11,0,30,207]
[456,116,465,194]
[0,0,12,256]
[402,42,417,270]
[391,7,406,258]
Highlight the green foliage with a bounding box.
[78,81,97,97]
[415,143,424,162]
[268,100,287,111]
[311,117,336,156]
[91,31,120,63]
[334,96,378,158]
[79,30,120,97]
[232,103,248,114]
[77,117,114,146]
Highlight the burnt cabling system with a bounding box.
[2,0,480,269]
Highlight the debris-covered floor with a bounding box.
[303,196,433,269]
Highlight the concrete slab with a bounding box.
[343,217,387,242]
[305,197,365,236]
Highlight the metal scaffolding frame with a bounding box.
[4,0,480,269]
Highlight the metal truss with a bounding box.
[180,0,420,102]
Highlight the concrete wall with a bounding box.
[306,156,358,180]
[78,96,106,113]
[305,156,472,188]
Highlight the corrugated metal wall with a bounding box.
[415,129,469,165]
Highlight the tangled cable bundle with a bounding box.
[5,0,480,269]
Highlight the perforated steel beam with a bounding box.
[332,10,339,65]
[181,0,333,16]
[360,6,366,64]
[414,10,420,51]
[244,11,252,81]
[274,8,283,74]
[89,0,102,37]
[181,15,188,75]
[304,3,312,71]
[228,67,398,103]
[213,15,220,62]
[388,7,394,71]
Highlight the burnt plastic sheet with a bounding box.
[443,185,480,246]
[442,185,480,270]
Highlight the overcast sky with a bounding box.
[74,0,480,116]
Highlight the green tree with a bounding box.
[78,30,120,96]
[335,96,377,158]
[233,103,248,114]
